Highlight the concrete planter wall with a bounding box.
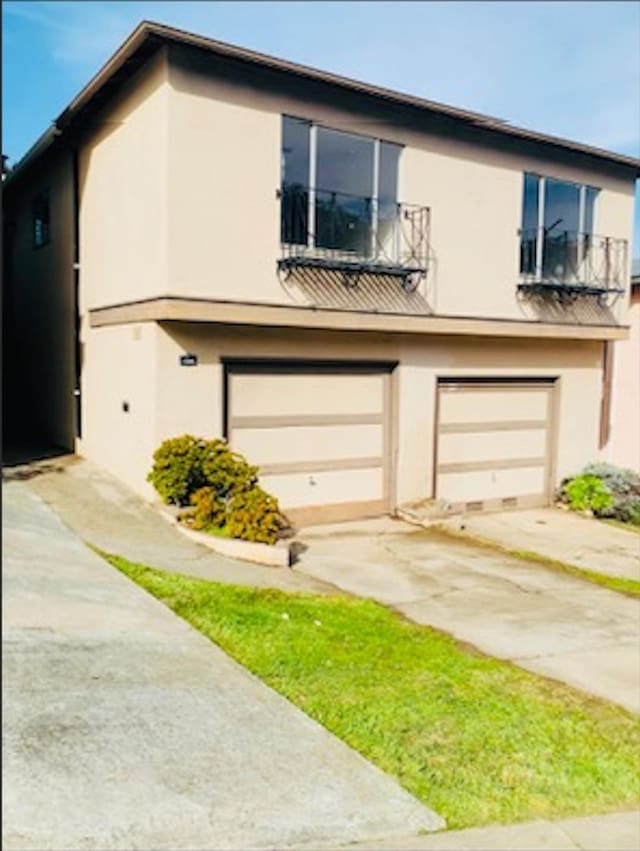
[157,505,292,568]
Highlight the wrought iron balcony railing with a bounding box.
[278,184,430,285]
[519,228,627,296]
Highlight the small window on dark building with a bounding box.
[33,191,50,248]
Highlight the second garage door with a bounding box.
[435,379,556,512]
[226,362,394,525]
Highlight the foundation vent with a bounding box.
[465,501,484,512]
[502,497,518,508]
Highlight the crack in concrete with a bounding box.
[376,534,550,599]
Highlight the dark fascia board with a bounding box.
[5,18,640,188]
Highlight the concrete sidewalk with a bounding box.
[435,507,640,582]
[3,480,443,850]
[334,810,640,850]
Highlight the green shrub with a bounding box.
[200,439,259,500]
[562,473,614,514]
[147,435,207,505]
[226,486,283,545]
[148,434,287,543]
[190,486,226,531]
[559,463,640,525]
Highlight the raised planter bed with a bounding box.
[157,504,292,568]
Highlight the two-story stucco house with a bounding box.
[3,21,639,524]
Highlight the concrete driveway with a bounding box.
[2,481,443,850]
[437,507,640,582]
[295,518,640,713]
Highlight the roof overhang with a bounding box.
[88,296,630,342]
[5,19,640,189]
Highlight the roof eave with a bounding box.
[5,19,640,187]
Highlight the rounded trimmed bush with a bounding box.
[226,486,283,545]
[147,435,207,506]
[148,435,287,543]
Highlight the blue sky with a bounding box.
[3,1,639,255]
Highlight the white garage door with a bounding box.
[435,380,555,512]
[226,363,392,525]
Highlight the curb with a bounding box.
[156,505,292,568]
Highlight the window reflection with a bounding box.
[520,173,539,274]
[315,127,374,253]
[281,116,310,245]
[519,173,600,282]
[543,178,580,279]
[280,116,401,259]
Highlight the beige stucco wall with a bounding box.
[164,44,634,326]
[3,150,76,448]
[607,286,640,471]
[78,47,170,312]
[77,321,159,498]
[166,73,280,303]
[401,147,633,324]
[67,43,634,330]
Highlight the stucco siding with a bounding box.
[165,43,634,327]
[167,81,281,303]
[607,288,640,471]
[78,48,170,312]
[77,321,159,499]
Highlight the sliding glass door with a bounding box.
[281,116,401,260]
[315,126,374,254]
[520,172,599,282]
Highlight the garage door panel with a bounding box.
[233,424,384,467]
[438,429,547,465]
[260,467,384,509]
[439,389,549,424]
[228,365,390,522]
[438,466,546,503]
[436,380,554,509]
[231,373,384,418]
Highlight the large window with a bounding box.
[281,116,401,257]
[32,191,50,248]
[520,173,599,280]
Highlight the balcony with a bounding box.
[278,185,430,290]
[518,228,627,299]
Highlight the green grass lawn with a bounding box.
[104,553,640,830]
